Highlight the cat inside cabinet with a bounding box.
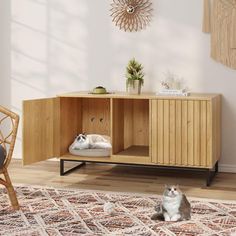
[60,97,111,158]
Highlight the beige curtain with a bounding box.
[203,0,236,69]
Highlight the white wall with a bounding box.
[5,0,236,171]
[0,0,11,107]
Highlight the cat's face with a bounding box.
[163,185,181,198]
[76,134,87,143]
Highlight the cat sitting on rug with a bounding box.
[70,133,111,150]
[151,185,191,222]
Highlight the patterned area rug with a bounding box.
[0,185,236,236]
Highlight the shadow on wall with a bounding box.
[10,0,236,167]
[11,0,112,156]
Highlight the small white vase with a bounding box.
[127,80,141,95]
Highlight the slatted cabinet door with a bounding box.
[151,98,220,168]
[23,98,60,165]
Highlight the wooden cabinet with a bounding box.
[151,96,221,168]
[23,92,221,185]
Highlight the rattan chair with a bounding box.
[0,105,20,210]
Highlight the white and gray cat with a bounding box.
[151,185,191,221]
[71,133,111,150]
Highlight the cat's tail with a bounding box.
[151,213,164,221]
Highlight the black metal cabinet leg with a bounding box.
[206,161,218,187]
[206,169,212,187]
[60,159,86,176]
[215,161,219,173]
[60,159,64,176]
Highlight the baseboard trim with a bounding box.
[219,164,236,173]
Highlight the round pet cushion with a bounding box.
[69,146,111,157]
[69,134,111,157]
[0,145,6,168]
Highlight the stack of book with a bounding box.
[157,89,190,96]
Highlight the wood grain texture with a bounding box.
[200,101,207,167]
[124,100,133,149]
[149,100,152,159]
[182,101,188,166]
[202,0,211,33]
[22,93,221,169]
[212,96,222,165]
[113,99,149,156]
[169,100,176,165]
[151,97,221,168]
[9,159,236,201]
[133,99,149,146]
[163,100,170,165]
[231,8,236,48]
[207,101,213,167]
[176,100,182,165]
[157,100,164,164]
[187,101,194,166]
[82,98,110,136]
[194,101,201,166]
[151,100,158,163]
[210,0,236,69]
[58,91,219,100]
[112,99,124,155]
[60,98,81,155]
[23,98,60,165]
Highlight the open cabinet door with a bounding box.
[23,98,60,165]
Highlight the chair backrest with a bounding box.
[0,106,19,168]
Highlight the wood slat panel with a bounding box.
[182,101,188,165]
[207,101,213,167]
[212,98,217,166]
[60,97,82,155]
[169,100,176,165]
[176,100,182,165]
[151,100,158,163]
[124,100,133,149]
[112,99,124,154]
[216,96,222,163]
[163,100,170,165]
[194,101,201,166]
[187,101,194,165]
[200,101,207,166]
[149,100,152,158]
[133,100,149,146]
[157,100,164,164]
[151,97,220,168]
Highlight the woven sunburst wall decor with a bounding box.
[110,0,153,32]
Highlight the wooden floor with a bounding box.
[7,159,236,201]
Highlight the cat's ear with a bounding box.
[164,184,168,189]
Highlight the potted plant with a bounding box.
[126,58,144,94]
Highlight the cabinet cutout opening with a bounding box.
[112,99,149,157]
[60,97,111,156]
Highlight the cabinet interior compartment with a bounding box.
[60,97,111,155]
[112,99,150,157]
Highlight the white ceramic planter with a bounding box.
[127,80,141,95]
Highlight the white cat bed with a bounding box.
[69,146,111,157]
[69,134,111,157]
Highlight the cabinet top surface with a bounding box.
[57,91,220,100]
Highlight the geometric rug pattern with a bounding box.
[0,185,236,236]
